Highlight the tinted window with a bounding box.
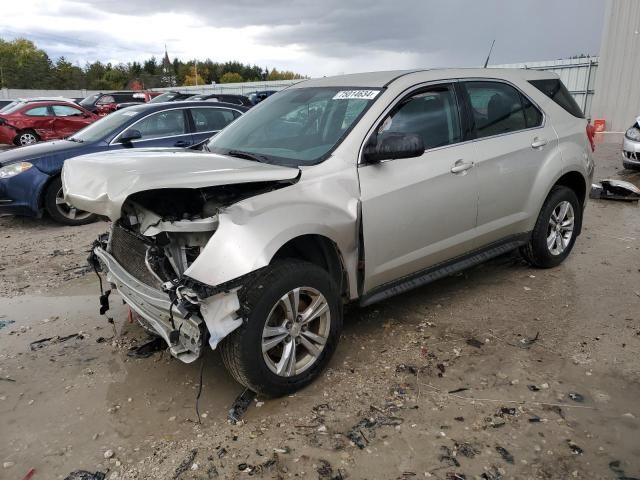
[70,107,146,143]
[125,109,186,140]
[97,95,115,105]
[521,94,543,128]
[529,79,584,118]
[52,105,84,116]
[24,106,50,116]
[465,82,528,138]
[191,108,238,132]
[381,84,461,150]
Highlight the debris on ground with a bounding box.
[228,388,257,424]
[480,466,503,480]
[568,392,585,403]
[518,332,539,348]
[567,440,583,455]
[495,445,514,464]
[438,446,460,467]
[29,333,84,351]
[346,412,404,449]
[126,336,166,358]
[466,337,484,348]
[0,319,15,330]
[455,441,479,458]
[609,460,640,480]
[590,179,640,201]
[63,471,106,480]
[173,448,197,479]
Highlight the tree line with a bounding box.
[0,38,306,90]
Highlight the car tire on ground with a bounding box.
[520,185,581,268]
[219,259,343,397]
[15,129,39,146]
[43,176,98,226]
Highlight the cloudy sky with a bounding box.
[2,0,605,76]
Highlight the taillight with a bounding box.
[586,123,595,152]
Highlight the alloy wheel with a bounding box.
[19,132,38,145]
[54,187,93,221]
[547,200,574,255]
[261,286,331,377]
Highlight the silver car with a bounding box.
[623,116,640,169]
[63,69,594,396]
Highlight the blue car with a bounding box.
[0,101,246,225]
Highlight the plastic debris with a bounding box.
[495,445,514,464]
[127,336,165,358]
[466,338,483,348]
[590,180,640,201]
[228,388,257,424]
[568,392,585,403]
[29,333,84,351]
[567,440,583,455]
[63,471,106,480]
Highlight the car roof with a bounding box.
[293,68,559,89]
[123,100,249,113]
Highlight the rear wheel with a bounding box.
[521,185,581,268]
[44,176,97,226]
[15,130,39,146]
[219,260,343,397]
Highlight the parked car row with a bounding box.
[0,101,246,223]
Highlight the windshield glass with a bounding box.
[79,94,100,107]
[206,87,380,166]
[150,92,179,103]
[0,101,24,114]
[69,106,145,143]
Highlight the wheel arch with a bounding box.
[271,234,349,299]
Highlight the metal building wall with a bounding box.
[591,0,640,132]
[492,58,598,117]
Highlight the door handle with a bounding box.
[174,140,190,147]
[531,137,548,149]
[450,160,474,174]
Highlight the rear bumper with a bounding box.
[94,247,206,363]
[0,166,50,217]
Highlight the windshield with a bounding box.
[0,101,24,114]
[79,94,100,107]
[206,87,380,166]
[150,92,180,103]
[69,106,146,143]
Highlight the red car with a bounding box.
[0,100,98,146]
[79,91,162,116]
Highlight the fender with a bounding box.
[184,170,361,299]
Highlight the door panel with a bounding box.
[461,81,558,246]
[358,83,479,293]
[118,109,193,148]
[51,105,93,138]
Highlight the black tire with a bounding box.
[219,259,343,397]
[43,176,98,226]
[623,160,640,171]
[14,129,39,146]
[520,185,581,268]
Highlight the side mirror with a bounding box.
[118,129,142,143]
[363,132,425,163]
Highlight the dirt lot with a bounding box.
[1,134,639,480]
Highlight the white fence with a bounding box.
[491,57,599,117]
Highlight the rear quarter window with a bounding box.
[529,79,584,119]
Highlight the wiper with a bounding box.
[227,149,270,163]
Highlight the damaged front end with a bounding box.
[89,183,284,363]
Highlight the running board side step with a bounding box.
[359,234,529,307]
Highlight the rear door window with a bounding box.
[52,105,85,116]
[464,81,531,138]
[190,108,238,132]
[529,79,584,118]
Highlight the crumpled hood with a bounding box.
[62,149,300,220]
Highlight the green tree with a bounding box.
[220,72,243,83]
[182,65,206,86]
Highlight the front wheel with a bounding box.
[219,260,343,397]
[520,185,581,268]
[43,176,97,226]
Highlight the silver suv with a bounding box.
[63,69,594,396]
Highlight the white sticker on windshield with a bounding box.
[332,90,379,100]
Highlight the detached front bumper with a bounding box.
[94,247,206,363]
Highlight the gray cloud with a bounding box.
[6,0,605,72]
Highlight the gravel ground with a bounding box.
[0,134,639,480]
